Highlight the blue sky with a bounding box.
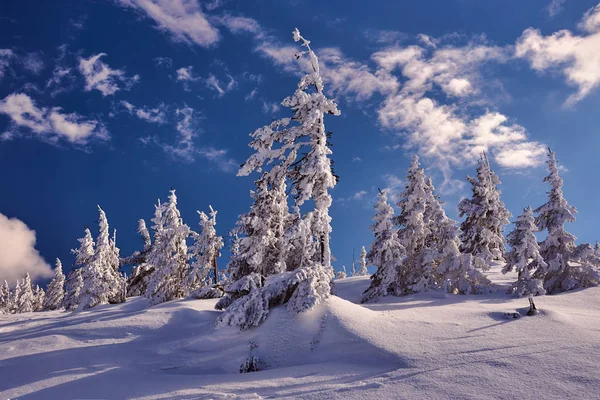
[1,0,600,283]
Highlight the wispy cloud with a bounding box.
[516,3,600,106]
[547,0,566,17]
[0,49,14,82]
[21,52,45,75]
[153,56,173,68]
[115,0,220,48]
[119,100,167,124]
[78,53,139,96]
[0,93,108,144]
[205,73,236,97]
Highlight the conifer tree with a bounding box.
[358,245,368,276]
[534,149,598,292]
[11,279,22,313]
[0,280,10,313]
[145,190,191,305]
[44,258,66,310]
[336,266,347,279]
[126,219,155,297]
[17,273,34,313]
[459,153,511,264]
[502,206,547,296]
[72,227,95,268]
[62,268,83,311]
[394,156,434,294]
[217,29,340,329]
[33,285,45,311]
[361,190,406,303]
[188,206,224,293]
[80,207,125,309]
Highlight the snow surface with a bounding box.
[2,266,600,399]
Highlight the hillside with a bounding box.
[2,267,600,399]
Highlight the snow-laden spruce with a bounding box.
[80,206,125,309]
[145,191,191,305]
[394,156,435,294]
[126,219,155,297]
[188,206,224,298]
[0,280,11,313]
[424,177,492,295]
[43,258,66,310]
[17,273,34,313]
[33,285,45,312]
[62,268,83,311]
[459,153,511,264]
[216,29,340,329]
[336,266,347,280]
[534,149,599,293]
[502,206,547,297]
[357,246,368,276]
[361,190,405,303]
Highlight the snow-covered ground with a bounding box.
[2,267,600,399]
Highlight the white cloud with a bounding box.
[115,0,220,47]
[382,174,404,198]
[352,157,362,162]
[261,100,280,114]
[22,52,45,75]
[119,100,167,124]
[176,65,196,81]
[0,93,108,144]
[245,87,258,100]
[153,56,173,68]
[198,146,237,172]
[0,212,53,283]
[516,3,600,105]
[218,15,262,36]
[78,53,139,96]
[547,0,566,17]
[0,49,14,81]
[46,67,74,97]
[205,73,236,96]
[337,190,369,204]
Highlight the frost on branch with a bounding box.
[43,258,66,310]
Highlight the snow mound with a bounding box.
[2,270,600,399]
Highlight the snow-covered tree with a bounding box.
[336,266,347,280]
[394,156,434,294]
[502,206,547,296]
[188,206,224,295]
[216,29,339,329]
[535,149,598,293]
[126,219,155,297]
[80,206,125,309]
[358,246,368,276]
[459,153,511,264]
[361,190,406,303]
[11,279,22,313]
[33,285,45,311]
[145,190,191,305]
[62,268,83,311]
[423,176,492,294]
[43,258,66,310]
[0,280,10,313]
[72,227,95,268]
[17,273,34,313]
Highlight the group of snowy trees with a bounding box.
[2,190,225,314]
[361,155,494,303]
[0,260,65,314]
[362,149,600,303]
[336,246,369,279]
[502,149,600,295]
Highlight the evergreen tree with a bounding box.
[459,153,511,264]
[44,258,66,310]
[11,279,22,313]
[534,149,598,292]
[62,268,83,311]
[336,266,347,279]
[394,156,434,294]
[217,29,340,329]
[358,246,368,276]
[188,206,224,293]
[80,206,125,309]
[502,207,547,296]
[361,190,406,303]
[33,285,45,311]
[0,280,10,313]
[72,227,95,268]
[126,219,155,297]
[145,190,191,305]
[17,273,34,313]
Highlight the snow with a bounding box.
[2,266,600,399]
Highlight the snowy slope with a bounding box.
[2,267,600,399]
